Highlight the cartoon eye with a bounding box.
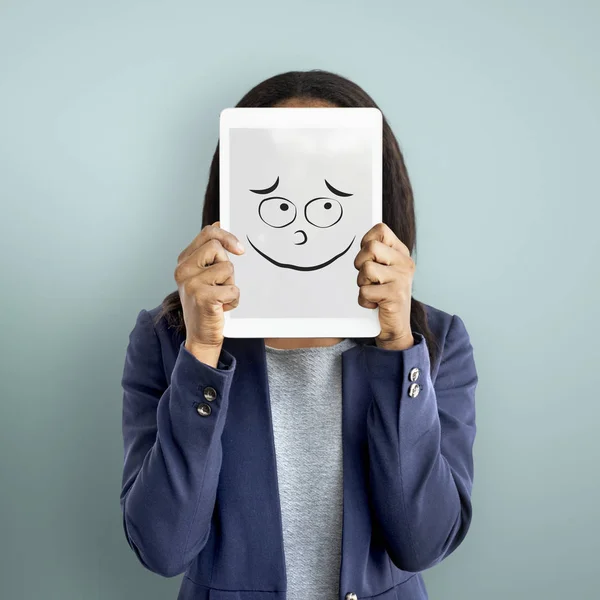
[258,197,297,228]
[304,197,343,228]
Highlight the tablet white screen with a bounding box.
[220,108,382,336]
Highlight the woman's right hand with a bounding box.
[174,222,245,367]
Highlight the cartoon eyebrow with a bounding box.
[324,179,353,197]
[249,176,279,195]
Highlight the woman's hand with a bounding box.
[174,222,245,366]
[354,222,415,351]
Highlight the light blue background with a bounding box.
[1,1,598,599]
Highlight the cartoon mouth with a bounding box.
[246,235,356,272]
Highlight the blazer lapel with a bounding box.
[339,343,396,598]
[217,337,287,590]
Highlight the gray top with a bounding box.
[264,338,358,600]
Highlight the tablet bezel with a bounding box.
[219,107,383,339]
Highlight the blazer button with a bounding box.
[345,594,358,600]
[409,367,420,382]
[196,403,212,417]
[203,386,217,402]
[408,383,420,398]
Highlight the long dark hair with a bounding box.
[155,69,440,366]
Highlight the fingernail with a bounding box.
[236,241,245,252]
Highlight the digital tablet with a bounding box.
[219,107,382,338]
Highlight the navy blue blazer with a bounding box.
[120,302,478,600]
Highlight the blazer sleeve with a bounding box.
[120,309,236,577]
[363,313,477,573]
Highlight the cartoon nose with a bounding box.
[294,230,308,245]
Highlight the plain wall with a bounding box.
[1,1,599,598]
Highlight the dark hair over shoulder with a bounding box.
[156,69,440,367]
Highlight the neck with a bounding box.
[264,337,344,350]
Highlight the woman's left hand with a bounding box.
[354,222,415,351]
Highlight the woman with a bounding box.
[120,69,478,600]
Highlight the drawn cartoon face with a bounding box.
[229,126,372,278]
[246,175,356,271]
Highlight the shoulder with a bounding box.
[140,301,185,347]
[421,301,474,344]
[145,303,169,329]
[421,301,453,335]
[126,303,168,340]
[143,301,183,338]
[123,302,185,378]
[421,301,478,394]
[419,301,476,377]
